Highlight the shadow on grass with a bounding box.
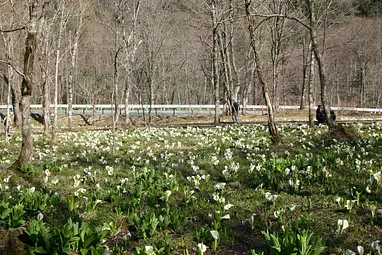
[0,167,86,255]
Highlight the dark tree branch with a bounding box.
[0,26,26,33]
[0,59,25,77]
[251,13,311,30]
[1,74,8,84]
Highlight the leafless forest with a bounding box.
[1,0,382,111]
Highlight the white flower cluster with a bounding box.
[265,192,278,203]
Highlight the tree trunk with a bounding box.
[4,74,11,144]
[52,10,66,143]
[269,1,284,111]
[68,4,84,131]
[42,57,50,136]
[264,85,279,142]
[252,64,257,105]
[271,56,278,110]
[112,47,120,153]
[1,35,14,143]
[228,0,240,99]
[68,31,74,131]
[308,41,315,127]
[52,44,59,143]
[148,76,153,125]
[4,33,22,127]
[360,65,366,108]
[211,0,220,124]
[68,31,78,131]
[245,0,280,143]
[17,0,46,166]
[10,81,22,126]
[218,28,233,111]
[40,21,50,136]
[124,78,131,126]
[68,36,74,132]
[112,89,116,153]
[300,36,308,110]
[307,0,333,128]
[113,50,120,125]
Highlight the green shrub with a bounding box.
[262,228,326,255]
[18,218,109,255]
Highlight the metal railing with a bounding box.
[0,104,381,114]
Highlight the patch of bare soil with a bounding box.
[0,227,9,255]
[0,227,25,255]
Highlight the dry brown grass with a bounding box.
[327,125,362,142]
[24,110,382,132]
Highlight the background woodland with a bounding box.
[1,0,382,114]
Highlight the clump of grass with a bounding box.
[326,125,361,142]
[270,137,296,156]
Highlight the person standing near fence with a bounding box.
[2,111,13,133]
[232,98,240,124]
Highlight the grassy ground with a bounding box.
[29,109,382,130]
[0,112,382,255]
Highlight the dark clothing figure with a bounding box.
[232,98,240,123]
[316,105,326,124]
[330,110,336,121]
[316,105,336,124]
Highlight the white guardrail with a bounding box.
[0,104,381,113]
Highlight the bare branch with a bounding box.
[0,59,25,77]
[9,0,15,13]
[38,61,54,85]
[0,25,26,33]
[251,13,311,30]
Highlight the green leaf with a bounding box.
[80,248,89,255]
[83,234,99,249]
[34,246,49,254]
[0,208,10,220]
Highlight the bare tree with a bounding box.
[1,75,11,143]
[210,0,221,123]
[305,0,334,127]
[37,5,54,136]
[2,0,382,128]
[345,18,380,107]
[52,0,72,143]
[94,0,131,130]
[93,0,143,151]
[217,0,241,114]
[307,40,315,126]
[268,0,287,110]
[40,35,51,136]
[17,0,49,166]
[1,34,15,143]
[10,81,22,126]
[0,2,23,127]
[299,34,308,110]
[251,0,335,127]
[137,1,175,124]
[68,1,86,130]
[245,0,280,142]
[122,0,141,126]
